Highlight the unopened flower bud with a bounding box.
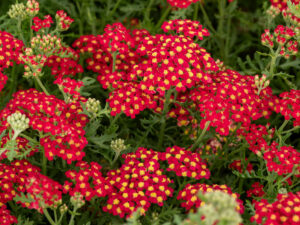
[263,80,270,88]
[70,193,85,208]
[254,75,260,87]
[8,3,27,20]
[59,204,68,214]
[111,139,126,154]
[7,112,29,136]
[86,98,101,116]
[278,188,288,194]
[26,0,39,17]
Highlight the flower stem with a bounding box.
[43,208,56,225]
[282,126,300,134]
[155,5,172,31]
[35,76,50,95]
[190,121,211,151]
[199,2,217,34]
[269,46,281,79]
[112,51,118,73]
[145,0,155,22]
[158,89,173,150]
[278,120,289,133]
[108,0,123,18]
[17,18,26,44]
[42,147,47,175]
[193,2,199,21]
[68,207,79,225]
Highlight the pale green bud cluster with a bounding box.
[266,6,280,18]
[255,74,270,95]
[111,139,126,153]
[182,191,242,225]
[7,112,29,139]
[31,34,62,56]
[198,191,242,225]
[59,204,68,214]
[86,98,101,116]
[70,193,85,209]
[26,0,39,17]
[8,3,27,20]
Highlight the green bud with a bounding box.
[7,112,29,139]
[70,193,85,209]
[86,98,101,117]
[111,138,126,154]
[8,3,27,20]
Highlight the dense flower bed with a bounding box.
[0,0,299,224]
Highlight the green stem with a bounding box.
[108,0,123,18]
[269,46,281,79]
[57,212,65,225]
[278,120,289,133]
[278,168,295,188]
[112,51,118,73]
[17,18,25,44]
[29,17,33,40]
[145,0,155,22]
[54,210,58,223]
[112,151,120,165]
[8,63,17,99]
[35,76,50,95]
[19,133,38,144]
[43,208,56,225]
[190,121,211,151]
[217,0,226,61]
[109,112,121,129]
[42,147,47,175]
[158,89,173,150]
[68,207,78,225]
[154,6,172,31]
[282,126,300,134]
[224,12,232,63]
[193,2,199,21]
[199,2,217,34]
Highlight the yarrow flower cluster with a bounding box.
[0,72,8,93]
[264,144,300,176]
[0,160,62,223]
[26,0,39,17]
[64,161,109,201]
[0,205,17,225]
[103,147,174,218]
[167,0,199,8]
[246,182,265,198]
[55,10,74,31]
[73,22,218,118]
[0,31,24,92]
[54,77,83,100]
[0,136,38,160]
[269,0,300,11]
[261,25,298,59]
[31,15,53,32]
[161,19,210,40]
[0,89,88,164]
[170,69,275,136]
[177,183,244,213]
[229,158,254,174]
[237,124,274,155]
[161,146,210,179]
[251,191,300,224]
[275,89,300,126]
[45,47,83,78]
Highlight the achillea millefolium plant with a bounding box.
[0,0,299,224]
